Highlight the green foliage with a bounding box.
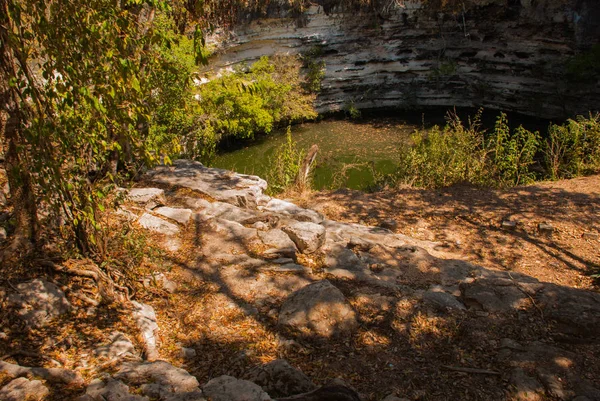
[391,111,542,188]
[394,111,487,188]
[265,126,305,195]
[545,113,600,179]
[195,55,317,146]
[489,113,540,186]
[0,0,206,252]
[344,101,362,119]
[302,46,326,93]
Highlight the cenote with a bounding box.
[211,108,554,191]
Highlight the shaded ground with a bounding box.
[298,175,600,290]
[1,171,599,401]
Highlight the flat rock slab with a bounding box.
[323,243,364,270]
[278,280,358,338]
[198,201,259,222]
[154,207,193,225]
[245,359,316,398]
[146,160,268,209]
[423,289,466,312]
[262,199,323,224]
[202,375,272,401]
[1,279,71,328]
[131,302,160,361]
[115,361,200,393]
[0,377,49,401]
[128,188,166,210]
[138,213,180,236]
[282,223,326,254]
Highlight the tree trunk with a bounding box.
[1,105,38,249]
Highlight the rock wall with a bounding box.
[204,0,600,119]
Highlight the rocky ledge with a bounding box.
[1,159,600,400]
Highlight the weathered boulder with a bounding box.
[422,289,466,312]
[115,361,200,393]
[282,223,326,254]
[94,331,137,360]
[1,279,71,328]
[146,160,268,209]
[262,199,323,224]
[131,301,160,361]
[323,243,364,271]
[155,207,193,225]
[278,280,358,338]
[202,375,272,401]
[0,377,49,401]
[245,359,316,398]
[259,229,298,257]
[128,188,166,210]
[77,378,149,401]
[138,213,180,236]
[0,360,83,385]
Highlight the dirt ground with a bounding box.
[297,175,600,291]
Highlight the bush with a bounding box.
[489,113,540,186]
[265,126,306,195]
[196,55,317,146]
[545,113,600,179]
[395,111,487,188]
[391,110,542,188]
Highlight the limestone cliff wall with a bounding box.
[204,0,600,119]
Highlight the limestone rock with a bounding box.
[94,331,137,360]
[278,280,358,338]
[0,377,49,401]
[259,229,298,257]
[323,243,364,271]
[282,223,326,254]
[128,188,166,210]
[262,199,323,224]
[423,289,466,312]
[78,378,149,401]
[155,207,193,225]
[199,201,259,222]
[202,375,272,401]
[245,359,316,398]
[115,361,200,393]
[138,213,180,236]
[146,160,268,209]
[143,272,177,293]
[381,396,410,401]
[131,301,160,361]
[3,279,71,328]
[0,227,6,242]
[0,360,83,385]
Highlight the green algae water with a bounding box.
[212,118,417,190]
[211,110,552,191]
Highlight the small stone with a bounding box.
[272,258,294,264]
[538,223,554,236]
[502,220,517,230]
[0,332,7,340]
[423,290,466,312]
[0,227,6,242]
[379,219,398,231]
[180,347,197,359]
[582,232,599,241]
[94,331,137,360]
[253,221,269,231]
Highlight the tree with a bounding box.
[0,0,186,253]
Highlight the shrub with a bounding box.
[545,113,600,179]
[489,113,540,186]
[265,126,306,195]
